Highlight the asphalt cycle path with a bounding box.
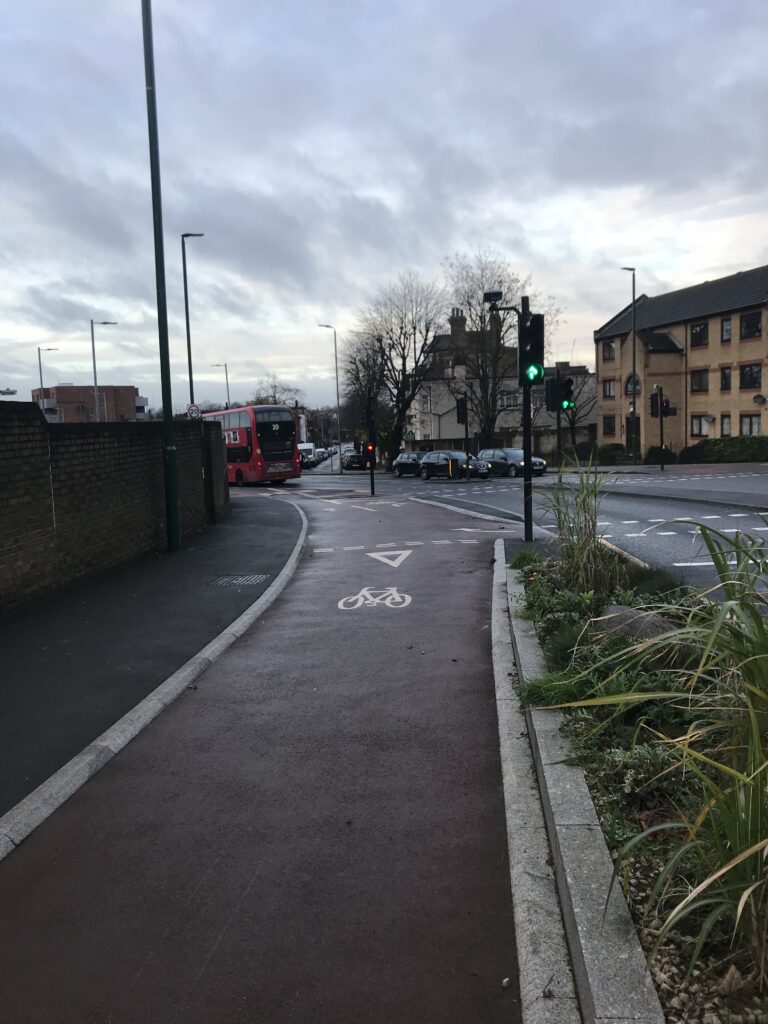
[0,490,302,817]
[0,494,520,1023]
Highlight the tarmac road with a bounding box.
[0,493,520,1023]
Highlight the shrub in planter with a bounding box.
[643,445,677,466]
[597,443,624,465]
[678,435,768,463]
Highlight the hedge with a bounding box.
[677,435,768,463]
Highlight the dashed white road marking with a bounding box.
[405,541,424,545]
[343,545,365,550]
[314,547,334,553]
[656,531,677,536]
[700,515,721,519]
[350,505,376,512]
[432,539,451,545]
[457,539,479,544]
[621,520,640,524]
[375,542,397,548]
[728,513,749,518]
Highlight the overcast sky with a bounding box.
[2,0,768,411]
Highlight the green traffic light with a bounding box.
[524,363,544,383]
[560,399,575,410]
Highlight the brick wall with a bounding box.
[0,403,229,611]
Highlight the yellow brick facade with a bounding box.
[595,307,766,454]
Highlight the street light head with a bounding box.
[483,290,503,305]
[97,321,118,325]
[621,266,635,272]
[182,232,204,238]
[317,323,334,329]
[40,346,58,352]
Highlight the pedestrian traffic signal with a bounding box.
[661,397,670,417]
[650,392,660,418]
[560,377,575,410]
[518,313,545,387]
[545,376,559,412]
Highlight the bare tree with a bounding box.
[357,271,445,463]
[250,373,305,406]
[443,250,561,448]
[343,332,387,441]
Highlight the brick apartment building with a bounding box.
[595,265,768,455]
[30,385,149,424]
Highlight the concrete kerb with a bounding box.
[491,539,580,1024]
[0,500,309,864]
[504,569,664,1024]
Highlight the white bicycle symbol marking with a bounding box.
[338,587,412,610]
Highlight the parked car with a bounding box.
[343,452,365,470]
[478,447,547,477]
[392,451,424,477]
[419,450,489,480]
[300,450,315,470]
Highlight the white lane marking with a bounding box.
[621,520,640,524]
[648,519,666,523]
[350,505,376,512]
[721,529,740,533]
[457,539,479,544]
[674,561,714,567]
[625,533,645,537]
[602,534,613,538]
[752,527,768,532]
[728,513,749,518]
[367,550,413,568]
[596,522,611,526]
[700,515,721,519]
[432,540,451,545]
[405,540,425,545]
[338,587,411,610]
[656,531,677,536]
[314,547,334,552]
[343,545,365,550]
[375,542,397,548]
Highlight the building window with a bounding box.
[721,317,732,343]
[690,369,709,393]
[721,414,731,437]
[740,414,761,436]
[624,374,640,396]
[603,379,616,398]
[691,416,705,437]
[740,311,762,340]
[602,340,616,361]
[603,415,616,436]
[739,363,762,389]
[720,367,731,391]
[498,391,513,410]
[690,322,708,347]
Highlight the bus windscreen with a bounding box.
[255,409,296,458]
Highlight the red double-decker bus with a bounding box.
[203,404,301,485]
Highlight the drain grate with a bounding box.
[210,574,269,587]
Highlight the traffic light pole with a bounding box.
[520,297,534,542]
[658,386,665,472]
[464,414,470,482]
[555,366,562,468]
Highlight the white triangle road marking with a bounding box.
[366,549,413,568]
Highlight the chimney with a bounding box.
[448,307,466,338]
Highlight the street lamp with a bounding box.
[212,363,230,408]
[37,347,58,409]
[318,323,343,475]
[181,232,204,405]
[90,319,118,422]
[622,267,637,463]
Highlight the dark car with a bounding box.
[419,450,489,480]
[478,447,547,477]
[342,452,365,470]
[392,451,424,477]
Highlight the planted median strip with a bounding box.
[509,461,768,1024]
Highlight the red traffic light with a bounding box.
[365,442,375,453]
